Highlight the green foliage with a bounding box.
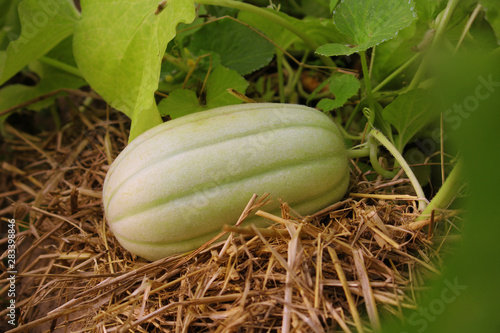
[158,65,248,118]
[316,73,360,111]
[0,0,498,147]
[316,0,417,56]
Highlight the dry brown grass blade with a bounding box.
[353,249,381,332]
[328,247,364,333]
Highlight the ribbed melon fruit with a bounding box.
[103,103,349,260]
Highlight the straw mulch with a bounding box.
[0,102,462,332]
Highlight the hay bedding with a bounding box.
[0,103,460,332]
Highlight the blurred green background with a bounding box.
[384,50,500,333]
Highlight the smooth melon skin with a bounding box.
[103,103,349,261]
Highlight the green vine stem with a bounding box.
[453,3,482,54]
[415,159,464,221]
[346,146,370,159]
[195,0,336,67]
[196,0,314,47]
[359,50,376,112]
[369,129,427,212]
[276,50,286,103]
[369,135,397,179]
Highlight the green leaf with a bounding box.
[316,73,360,112]
[382,89,440,151]
[370,22,421,84]
[189,17,274,76]
[158,89,201,119]
[0,0,79,85]
[316,0,418,56]
[414,0,447,22]
[73,0,195,141]
[205,65,248,107]
[159,65,248,119]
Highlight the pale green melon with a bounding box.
[103,103,349,260]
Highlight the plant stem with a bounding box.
[359,50,375,112]
[453,3,482,54]
[276,50,286,103]
[409,0,460,89]
[346,146,370,159]
[288,51,308,94]
[39,56,83,78]
[416,159,464,221]
[369,136,397,178]
[195,0,335,67]
[370,129,427,211]
[163,53,192,73]
[198,0,317,48]
[337,123,362,141]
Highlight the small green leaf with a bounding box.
[0,0,79,85]
[316,73,360,112]
[189,17,274,75]
[205,65,248,108]
[159,65,248,119]
[382,89,440,151]
[158,89,201,119]
[316,0,417,56]
[73,0,195,141]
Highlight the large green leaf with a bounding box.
[382,89,440,151]
[0,0,79,85]
[189,17,274,76]
[73,0,195,141]
[316,0,417,56]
